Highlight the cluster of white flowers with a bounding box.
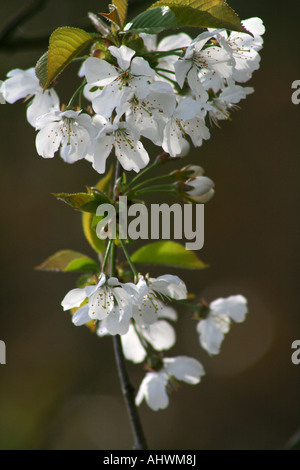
[0,16,262,411]
[0,17,265,177]
[61,271,248,410]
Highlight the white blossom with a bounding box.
[83,45,155,118]
[61,273,135,335]
[135,356,205,411]
[121,274,187,327]
[90,117,149,174]
[204,83,254,125]
[35,109,95,162]
[162,97,210,157]
[175,31,233,101]
[0,67,59,126]
[197,295,248,355]
[215,18,265,83]
[117,81,176,146]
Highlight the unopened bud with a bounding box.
[183,176,215,203]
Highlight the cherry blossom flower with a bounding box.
[121,274,187,327]
[35,109,95,162]
[204,83,254,125]
[0,67,59,126]
[174,31,233,101]
[215,17,265,83]
[83,45,155,118]
[61,273,136,335]
[116,81,176,146]
[90,118,149,173]
[162,97,210,157]
[135,356,205,411]
[197,295,248,355]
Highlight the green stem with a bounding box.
[101,239,113,273]
[132,321,149,355]
[172,298,201,312]
[128,160,158,188]
[145,49,182,58]
[155,68,176,75]
[136,188,177,196]
[119,238,139,281]
[156,72,180,89]
[132,174,173,191]
[66,81,86,109]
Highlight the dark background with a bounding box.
[0,0,299,450]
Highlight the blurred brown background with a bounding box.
[0,0,299,450]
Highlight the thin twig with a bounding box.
[113,336,148,450]
[111,161,148,450]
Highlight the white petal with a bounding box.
[135,372,169,411]
[35,122,62,158]
[92,134,114,173]
[131,57,155,77]
[1,68,39,103]
[192,30,217,51]
[158,33,191,51]
[115,135,149,173]
[150,275,187,300]
[84,57,118,86]
[88,287,115,320]
[174,97,201,120]
[210,295,248,323]
[242,17,265,38]
[197,316,226,355]
[200,47,233,79]
[72,305,90,326]
[187,67,208,102]
[35,109,61,129]
[143,320,176,351]
[158,305,178,321]
[61,288,87,310]
[164,356,205,384]
[140,33,157,51]
[174,59,192,88]
[60,122,92,163]
[133,292,163,326]
[91,81,125,118]
[132,76,152,101]
[121,324,147,363]
[102,305,131,335]
[26,88,59,127]
[219,85,254,104]
[109,45,135,71]
[162,119,185,158]
[182,116,210,147]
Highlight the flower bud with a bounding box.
[184,176,215,203]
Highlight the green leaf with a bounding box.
[35,51,48,88]
[131,241,208,269]
[54,189,112,214]
[112,0,128,26]
[36,250,99,273]
[39,27,95,90]
[125,0,247,34]
[82,167,113,254]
